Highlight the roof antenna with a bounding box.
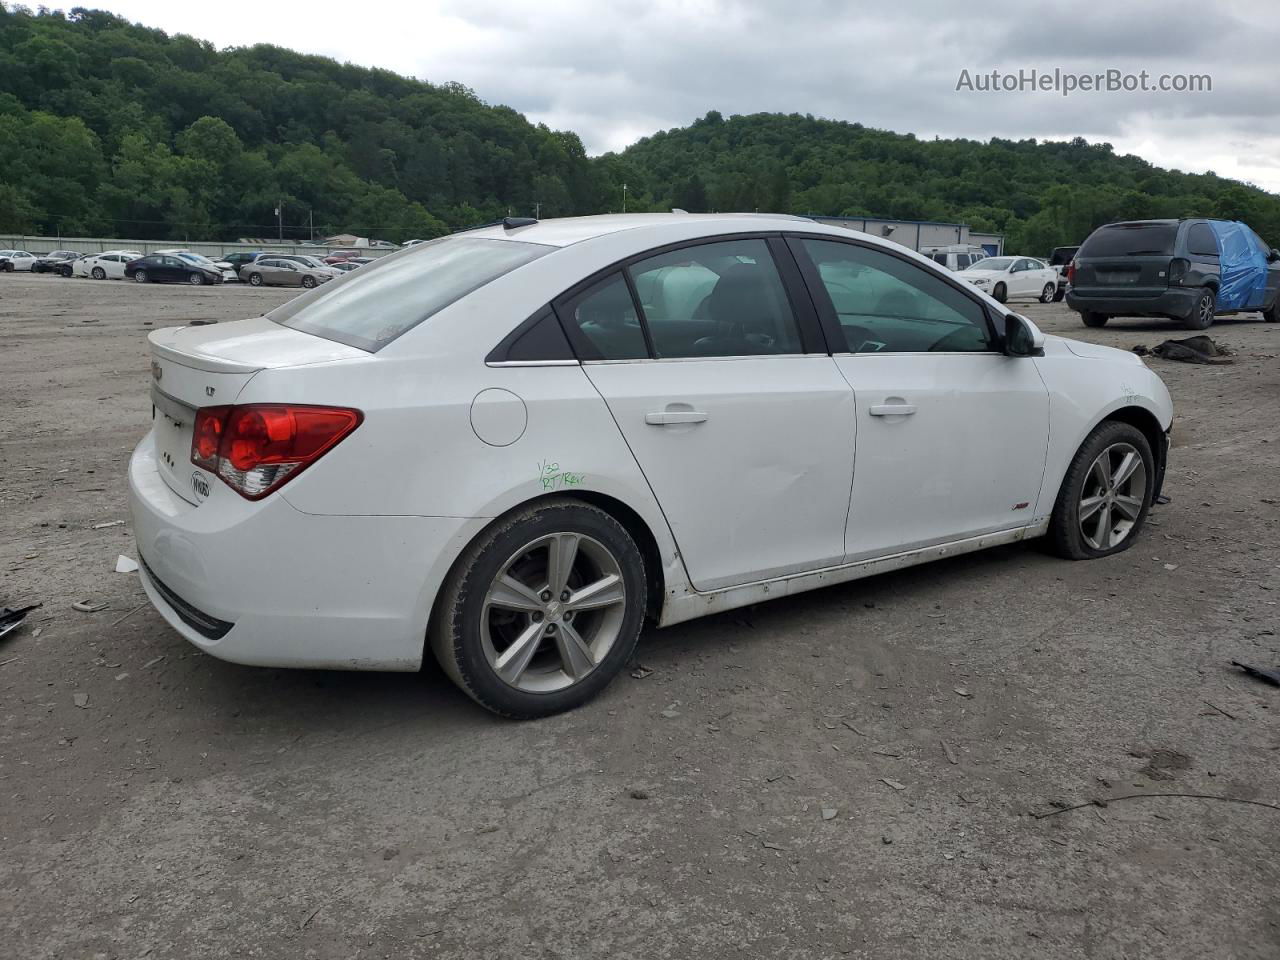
[503,217,538,230]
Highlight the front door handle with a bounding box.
[869,403,917,416]
[645,410,709,425]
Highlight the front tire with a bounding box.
[993,282,1007,303]
[1049,421,1154,560]
[247,272,263,286]
[431,498,647,718]
[1081,311,1108,328]
[188,272,205,285]
[1183,287,1215,330]
[1040,283,1056,303]
[91,267,106,280]
[133,270,148,283]
[1263,296,1278,323]
[301,275,317,289]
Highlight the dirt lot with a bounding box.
[1,272,1278,959]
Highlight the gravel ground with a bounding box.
[1,273,1278,960]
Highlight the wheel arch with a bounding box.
[1102,405,1168,500]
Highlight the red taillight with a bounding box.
[190,403,362,500]
[1168,257,1190,283]
[1066,260,1076,284]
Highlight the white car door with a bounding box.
[563,237,856,591]
[1014,258,1041,298]
[789,236,1049,561]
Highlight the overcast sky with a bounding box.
[89,0,1280,192]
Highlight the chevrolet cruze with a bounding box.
[130,214,1173,717]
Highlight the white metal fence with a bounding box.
[0,235,398,259]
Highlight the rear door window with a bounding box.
[560,273,649,360]
[1187,223,1219,257]
[1079,224,1178,257]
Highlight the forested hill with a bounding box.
[0,5,603,241]
[3,5,1279,251]
[607,111,1280,252]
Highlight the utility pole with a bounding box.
[622,183,627,213]
[276,200,283,242]
[534,201,541,219]
[309,209,314,242]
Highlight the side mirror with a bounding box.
[1268,248,1280,264]
[1004,313,1045,357]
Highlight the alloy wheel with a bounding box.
[1078,442,1147,551]
[1198,293,1214,326]
[480,532,627,693]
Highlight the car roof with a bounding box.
[459,212,815,248]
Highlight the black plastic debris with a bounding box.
[1231,660,1280,687]
[1133,336,1233,365]
[0,603,41,640]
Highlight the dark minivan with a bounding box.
[1066,219,1280,329]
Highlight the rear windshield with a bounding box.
[270,236,552,351]
[1079,224,1177,258]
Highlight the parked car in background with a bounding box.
[240,256,334,288]
[923,244,988,272]
[125,254,223,285]
[322,249,363,264]
[32,250,79,273]
[1047,245,1079,302]
[223,252,262,275]
[173,252,237,282]
[402,239,427,247]
[1066,219,1280,329]
[0,249,38,271]
[958,256,1058,303]
[275,254,342,277]
[131,213,1173,718]
[329,260,362,273]
[81,250,143,280]
[57,254,93,277]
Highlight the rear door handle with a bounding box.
[869,403,917,416]
[645,411,709,425]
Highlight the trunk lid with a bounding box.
[1074,255,1171,291]
[147,317,367,504]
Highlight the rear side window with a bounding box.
[561,273,649,360]
[627,239,802,358]
[1079,224,1178,258]
[270,237,551,352]
[1187,223,1219,257]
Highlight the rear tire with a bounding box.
[1053,286,1066,302]
[1081,311,1108,328]
[1049,421,1154,560]
[91,267,105,280]
[133,270,148,283]
[1263,296,1278,323]
[301,275,317,289]
[247,273,263,286]
[993,282,1007,303]
[430,498,647,719]
[188,272,205,285]
[1039,283,1055,303]
[1183,287,1215,330]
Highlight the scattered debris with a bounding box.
[1202,700,1237,720]
[1034,793,1280,819]
[1232,661,1280,687]
[73,693,89,708]
[872,749,902,758]
[92,520,125,530]
[659,704,681,719]
[142,655,166,670]
[881,778,907,791]
[72,600,108,613]
[1155,493,1172,505]
[953,686,972,698]
[0,603,41,639]
[0,657,20,667]
[881,836,893,845]
[629,664,653,679]
[1134,335,1234,364]
[628,788,650,800]
[941,740,958,765]
[821,807,838,821]
[762,841,783,850]
[108,602,149,628]
[841,720,868,736]
[115,555,139,573]
[1162,563,1178,571]
[381,847,399,861]
[299,906,322,930]
[1138,749,1191,781]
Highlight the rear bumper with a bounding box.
[1066,287,1198,318]
[129,431,480,671]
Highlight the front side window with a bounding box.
[800,238,992,354]
[271,237,552,352]
[627,239,802,358]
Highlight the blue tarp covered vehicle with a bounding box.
[1208,220,1269,311]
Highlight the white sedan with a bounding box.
[80,250,143,280]
[0,249,37,271]
[959,256,1060,303]
[130,214,1173,718]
